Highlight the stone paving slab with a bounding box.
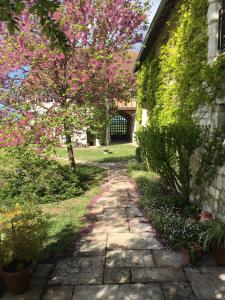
[129,220,154,233]
[103,208,127,217]
[73,283,164,300]
[127,207,143,218]
[185,266,225,300]
[92,227,129,234]
[73,240,106,255]
[2,165,223,299]
[162,282,196,300]
[88,205,104,215]
[106,249,155,268]
[131,267,187,283]
[152,249,184,267]
[97,214,128,222]
[49,256,104,285]
[43,286,74,300]
[33,264,54,278]
[104,268,130,284]
[107,233,163,250]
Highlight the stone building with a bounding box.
[134,0,225,217]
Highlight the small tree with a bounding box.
[0,0,148,170]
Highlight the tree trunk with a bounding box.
[105,98,110,146]
[64,123,76,171]
[105,125,110,146]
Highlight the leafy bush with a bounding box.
[137,123,201,202]
[137,123,225,202]
[128,162,207,247]
[200,219,225,252]
[135,147,142,162]
[0,203,47,271]
[0,149,83,205]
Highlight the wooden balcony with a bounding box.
[116,99,136,111]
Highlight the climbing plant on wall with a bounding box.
[137,0,209,127]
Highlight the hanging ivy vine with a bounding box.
[137,0,210,126]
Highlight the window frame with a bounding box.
[218,0,225,52]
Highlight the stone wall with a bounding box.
[200,0,225,218]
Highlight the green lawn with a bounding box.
[0,143,134,266]
[56,143,136,164]
[41,164,106,260]
[0,148,106,262]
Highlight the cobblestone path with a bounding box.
[3,164,225,300]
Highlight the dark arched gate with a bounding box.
[110,115,129,142]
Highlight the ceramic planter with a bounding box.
[212,245,225,266]
[1,263,34,295]
[200,211,213,222]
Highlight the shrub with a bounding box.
[200,219,225,252]
[0,203,47,271]
[137,123,225,202]
[129,163,207,247]
[135,147,142,162]
[0,149,83,205]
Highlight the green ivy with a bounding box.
[137,0,209,126]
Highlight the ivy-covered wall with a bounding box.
[137,0,225,217]
[137,0,209,127]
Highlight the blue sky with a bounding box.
[135,0,161,50]
[150,0,161,22]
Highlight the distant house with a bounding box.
[134,0,225,217]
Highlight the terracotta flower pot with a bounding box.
[212,245,225,266]
[200,211,213,222]
[1,263,34,295]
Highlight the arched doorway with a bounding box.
[110,115,129,143]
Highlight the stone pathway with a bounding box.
[2,164,225,300]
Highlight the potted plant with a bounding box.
[200,219,225,266]
[0,203,47,294]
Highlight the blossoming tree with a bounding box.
[0,0,148,170]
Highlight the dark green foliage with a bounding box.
[137,123,225,202]
[0,150,83,205]
[137,123,202,202]
[194,126,225,195]
[200,219,225,252]
[205,54,225,100]
[135,147,142,163]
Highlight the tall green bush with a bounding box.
[137,123,202,202]
[137,124,225,202]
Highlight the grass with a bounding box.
[0,148,107,262]
[56,143,136,164]
[0,164,106,294]
[41,164,106,260]
[0,143,133,265]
